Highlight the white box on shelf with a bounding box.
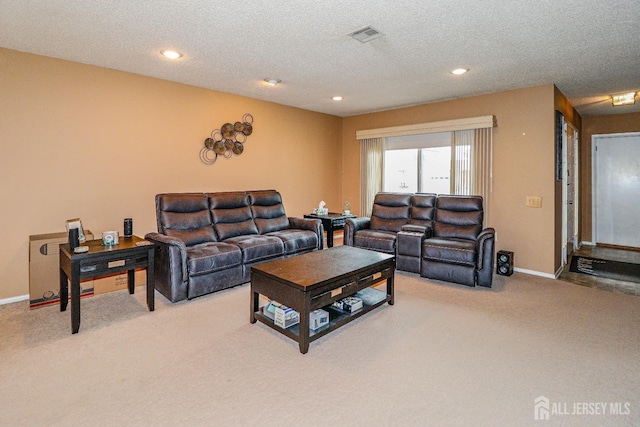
[264,301,300,329]
[309,309,329,330]
[274,305,300,329]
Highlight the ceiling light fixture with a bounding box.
[161,50,182,59]
[451,68,469,75]
[264,78,281,86]
[332,96,343,101]
[611,92,636,106]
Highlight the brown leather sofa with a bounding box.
[145,190,323,302]
[344,192,495,288]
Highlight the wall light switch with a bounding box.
[526,196,542,208]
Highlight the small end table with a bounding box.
[59,235,155,333]
[304,212,356,248]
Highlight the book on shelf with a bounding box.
[332,296,363,313]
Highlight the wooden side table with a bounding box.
[304,212,356,248]
[59,235,155,334]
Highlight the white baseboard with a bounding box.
[513,267,557,280]
[0,294,29,306]
[581,241,595,246]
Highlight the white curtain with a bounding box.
[360,138,384,217]
[451,128,493,225]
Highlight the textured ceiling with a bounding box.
[1,0,639,117]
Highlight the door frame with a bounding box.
[561,120,579,266]
[591,131,640,246]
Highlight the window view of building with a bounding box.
[383,132,452,194]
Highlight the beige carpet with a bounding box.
[1,272,638,426]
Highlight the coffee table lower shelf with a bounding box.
[254,287,390,345]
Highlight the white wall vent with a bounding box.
[349,26,384,43]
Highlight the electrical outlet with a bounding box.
[526,196,542,208]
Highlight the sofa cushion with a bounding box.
[222,235,284,263]
[186,242,242,277]
[410,193,436,228]
[249,190,290,234]
[353,229,397,254]
[433,195,483,240]
[422,238,477,266]
[208,192,259,240]
[266,229,318,255]
[164,225,217,247]
[156,193,217,246]
[370,193,412,232]
[215,218,259,241]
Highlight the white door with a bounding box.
[593,133,640,248]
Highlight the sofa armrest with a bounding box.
[344,217,370,246]
[401,224,433,238]
[288,217,324,250]
[144,232,190,301]
[476,228,495,287]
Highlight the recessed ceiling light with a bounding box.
[451,68,469,75]
[332,96,343,101]
[161,50,182,59]
[264,78,281,86]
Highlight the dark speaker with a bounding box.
[124,218,133,238]
[68,228,79,251]
[497,250,514,276]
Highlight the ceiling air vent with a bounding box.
[349,26,384,43]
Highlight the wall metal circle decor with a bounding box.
[200,113,254,165]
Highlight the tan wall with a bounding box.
[342,85,559,275]
[0,48,343,300]
[580,112,640,242]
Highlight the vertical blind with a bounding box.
[359,137,384,217]
[451,128,493,225]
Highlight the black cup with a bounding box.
[69,228,79,251]
[124,218,133,238]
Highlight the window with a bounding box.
[383,132,454,194]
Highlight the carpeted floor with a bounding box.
[0,271,639,426]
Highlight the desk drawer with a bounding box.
[310,266,392,309]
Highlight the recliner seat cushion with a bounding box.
[353,230,397,254]
[186,242,242,277]
[422,238,477,266]
[222,235,284,263]
[266,229,318,254]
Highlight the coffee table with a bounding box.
[59,235,155,334]
[250,245,395,353]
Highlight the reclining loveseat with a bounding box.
[344,192,495,288]
[145,190,323,302]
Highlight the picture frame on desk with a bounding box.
[65,218,87,243]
